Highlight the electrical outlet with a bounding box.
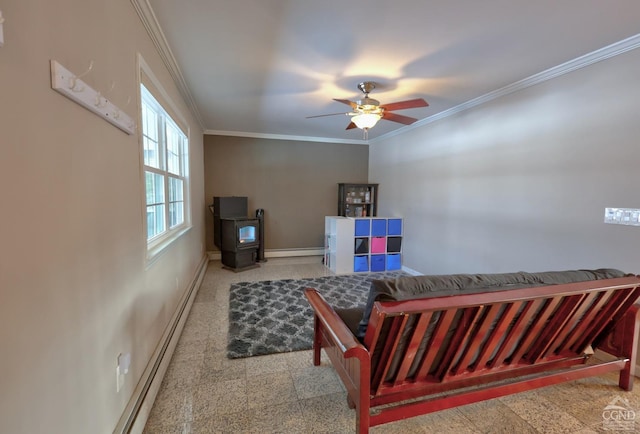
[116,353,130,393]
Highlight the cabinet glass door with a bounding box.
[339,183,378,217]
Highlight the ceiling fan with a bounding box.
[307,81,428,132]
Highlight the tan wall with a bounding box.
[203,135,369,250]
[370,48,640,275]
[0,2,205,433]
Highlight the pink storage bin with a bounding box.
[371,237,386,253]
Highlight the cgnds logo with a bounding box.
[602,396,635,431]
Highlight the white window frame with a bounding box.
[138,56,191,261]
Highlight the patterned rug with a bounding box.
[227,271,405,359]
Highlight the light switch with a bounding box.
[604,207,640,226]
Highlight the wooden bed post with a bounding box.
[618,304,640,390]
[354,355,372,434]
[313,313,322,366]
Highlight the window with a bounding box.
[140,84,189,253]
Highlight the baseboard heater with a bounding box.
[113,255,209,434]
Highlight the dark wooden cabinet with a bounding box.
[338,183,378,217]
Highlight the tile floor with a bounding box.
[143,257,640,433]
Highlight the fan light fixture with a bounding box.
[306,81,429,136]
[352,113,381,129]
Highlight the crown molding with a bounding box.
[131,2,639,146]
[204,129,368,145]
[131,0,205,131]
[371,33,640,144]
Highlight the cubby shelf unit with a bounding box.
[324,216,402,274]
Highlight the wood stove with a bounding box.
[219,217,260,270]
[211,196,260,271]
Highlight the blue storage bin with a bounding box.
[371,254,386,272]
[386,254,401,270]
[371,219,387,236]
[354,255,369,272]
[355,219,370,236]
[388,219,402,236]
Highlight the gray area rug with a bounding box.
[227,271,405,359]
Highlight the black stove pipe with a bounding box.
[256,208,266,262]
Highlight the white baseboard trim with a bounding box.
[402,265,423,276]
[114,254,209,434]
[265,248,325,258]
[207,247,324,261]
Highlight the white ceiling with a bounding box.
[143,0,640,142]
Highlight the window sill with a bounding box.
[146,226,192,268]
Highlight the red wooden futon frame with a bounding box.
[304,276,640,433]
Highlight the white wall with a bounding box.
[0,1,205,433]
[370,48,640,275]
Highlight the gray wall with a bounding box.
[370,48,640,275]
[204,135,369,250]
[0,2,205,433]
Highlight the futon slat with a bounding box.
[451,303,504,375]
[436,307,483,379]
[575,290,624,350]
[509,297,560,363]
[474,303,518,370]
[364,305,385,350]
[526,294,584,363]
[374,315,409,389]
[393,312,434,385]
[415,309,458,380]
[575,288,640,351]
[550,291,601,356]
[561,291,609,351]
[568,290,623,353]
[531,296,587,362]
[490,299,543,367]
